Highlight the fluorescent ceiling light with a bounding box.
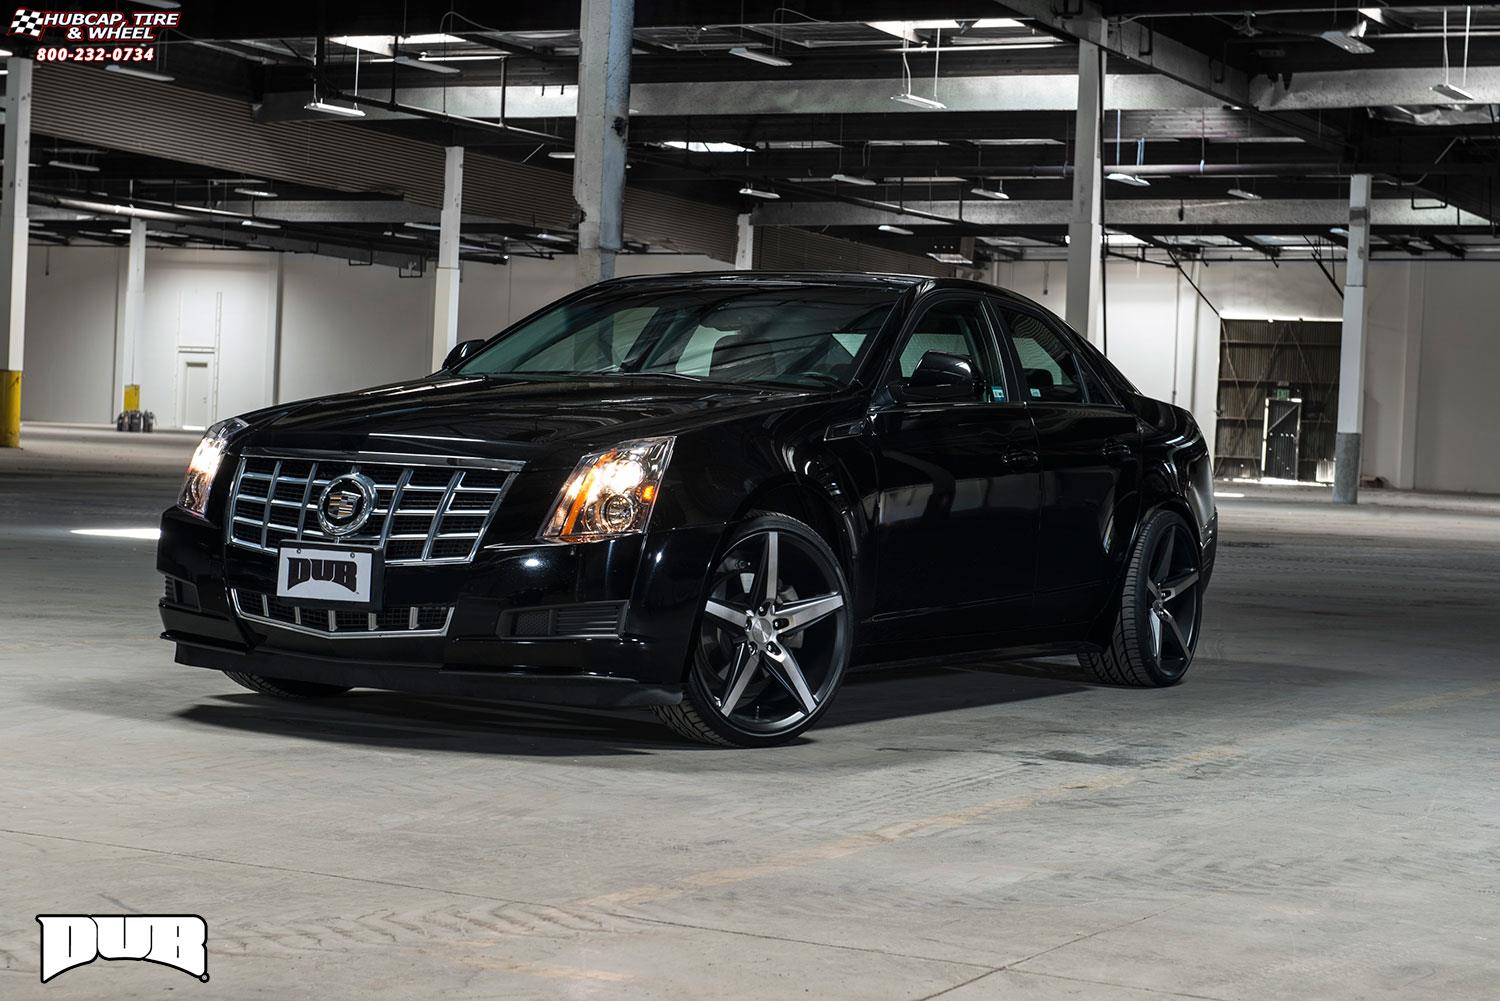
[1320,26,1373,54]
[419,53,503,62]
[1358,7,1386,24]
[1409,238,1433,251]
[108,228,133,235]
[972,18,1025,29]
[831,173,877,186]
[233,187,277,198]
[878,224,913,236]
[729,46,791,67]
[868,139,947,147]
[103,64,175,83]
[1105,172,1150,187]
[533,232,571,243]
[1329,226,1350,237]
[659,140,754,154]
[1432,82,1476,102]
[971,186,1010,200]
[1227,188,1262,200]
[332,33,464,57]
[738,186,780,199]
[0,47,11,57]
[972,138,1062,146]
[928,252,972,264]
[760,140,840,149]
[403,221,441,231]
[892,92,946,110]
[547,150,575,160]
[48,159,100,172]
[392,55,460,74]
[889,175,963,183]
[383,230,420,240]
[304,99,366,118]
[241,219,280,230]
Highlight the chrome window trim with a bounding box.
[230,590,454,639]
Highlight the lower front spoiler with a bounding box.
[168,633,683,709]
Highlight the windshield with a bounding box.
[455,284,900,387]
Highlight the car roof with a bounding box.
[597,270,1034,299]
[595,270,1053,313]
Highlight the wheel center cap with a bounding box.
[747,615,776,647]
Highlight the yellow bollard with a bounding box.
[124,384,141,412]
[0,370,19,448]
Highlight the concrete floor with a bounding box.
[3,423,1498,999]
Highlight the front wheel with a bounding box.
[652,514,852,747]
[1081,508,1205,687]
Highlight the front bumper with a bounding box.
[158,507,725,708]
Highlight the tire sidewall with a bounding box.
[1129,509,1198,685]
[684,513,853,747]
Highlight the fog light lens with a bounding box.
[543,436,674,542]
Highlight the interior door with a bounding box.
[176,352,215,431]
[866,294,1041,642]
[989,302,1141,626]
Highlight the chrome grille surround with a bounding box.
[231,589,453,638]
[225,449,523,565]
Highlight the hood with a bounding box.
[243,375,816,466]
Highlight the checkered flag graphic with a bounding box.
[8,8,44,37]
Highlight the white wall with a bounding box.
[18,243,1500,495]
[21,248,732,429]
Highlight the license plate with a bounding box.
[276,545,381,609]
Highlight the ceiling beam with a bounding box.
[751,197,1496,229]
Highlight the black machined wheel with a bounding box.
[1082,508,1204,687]
[653,514,852,747]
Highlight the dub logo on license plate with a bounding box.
[276,545,377,605]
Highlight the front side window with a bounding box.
[892,298,1003,402]
[457,285,900,388]
[995,308,1109,405]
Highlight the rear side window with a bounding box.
[995,308,1112,405]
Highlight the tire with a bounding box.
[652,512,852,747]
[224,671,352,699]
[1081,507,1205,687]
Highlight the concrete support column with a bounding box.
[430,145,463,371]
[1333,174,1372,505]
[573,0,633,286]
[0,57,33,447]
[734,213,755,270]
[114,218,147,413]
[1065,38,1103,346]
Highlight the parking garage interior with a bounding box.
[2,2,1499,998]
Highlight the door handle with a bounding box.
[1101,439,1134,461]
[1002,448,1040,470]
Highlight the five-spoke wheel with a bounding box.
[653,513,852,746]
[1081,508,1204,687]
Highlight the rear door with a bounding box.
[865,293,1041,641]
[988,300,1142,627]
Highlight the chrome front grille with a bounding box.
[225,452,521,564]
[232,589,452,637]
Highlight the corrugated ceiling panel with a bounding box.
[754,227,951,278]
[29,63,736,259]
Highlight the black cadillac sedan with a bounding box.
[158,273,1216,746]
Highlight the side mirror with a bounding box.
[901,350,978,402]
[441,339,485,372]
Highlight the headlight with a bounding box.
[543,436,675,542]
[177,418,249,518]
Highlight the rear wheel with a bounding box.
[652,514,852,747]
[1081,508,1204,687]
[224,671,352,699]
